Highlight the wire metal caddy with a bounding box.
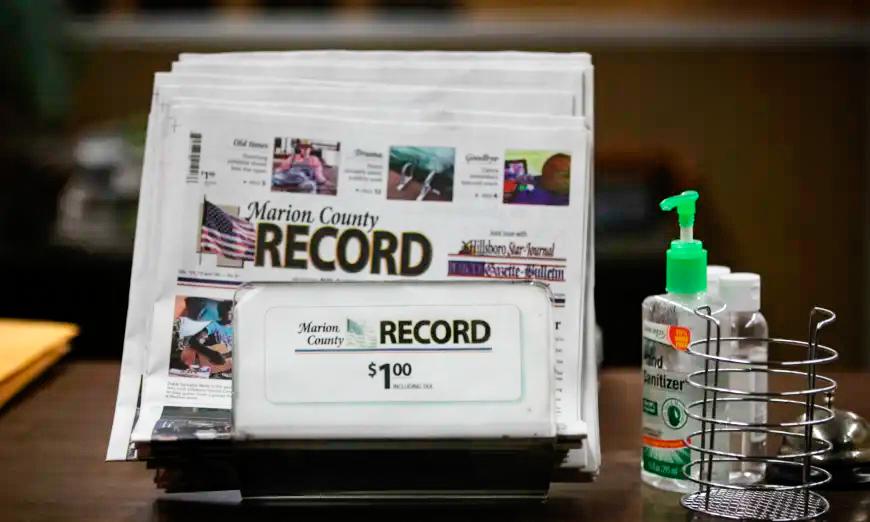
[680,306,838,521]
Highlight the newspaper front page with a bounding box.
[130,104,588,443]
[110,81,578,456]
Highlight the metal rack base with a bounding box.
[681,487,829,521]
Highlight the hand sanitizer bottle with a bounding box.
[719,272,768,485]
[641,190,728,492]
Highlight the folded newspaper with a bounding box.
[107,50,599,476]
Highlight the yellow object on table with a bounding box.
[0,320,78,407]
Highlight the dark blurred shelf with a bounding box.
[67,14,870,48]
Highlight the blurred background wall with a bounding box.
[1,0,868,367]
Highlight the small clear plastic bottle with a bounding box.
[719,273,768,485]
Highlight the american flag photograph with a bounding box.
[200,201,256,262]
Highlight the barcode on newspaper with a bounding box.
[187,132,202,183]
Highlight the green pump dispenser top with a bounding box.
[660,190,707,294]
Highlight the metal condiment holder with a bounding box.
[680,306,838,521]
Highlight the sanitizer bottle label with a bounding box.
[641,320,700,479]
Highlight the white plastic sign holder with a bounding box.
[228,280,583,502]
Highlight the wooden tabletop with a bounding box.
[0,361,867,521]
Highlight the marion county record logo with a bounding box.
[668,326,691,351]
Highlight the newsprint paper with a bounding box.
[107,51,599,476]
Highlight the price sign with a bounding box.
[262,304,523,403]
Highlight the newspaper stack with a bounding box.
[106,51,598,480]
